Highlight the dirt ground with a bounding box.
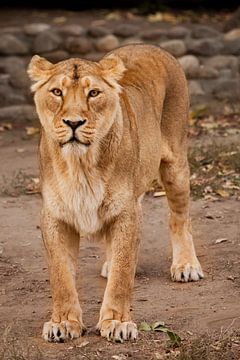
[0,121,239,360]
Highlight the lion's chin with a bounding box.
[61,140,90,158]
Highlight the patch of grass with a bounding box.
[168,330,240,360]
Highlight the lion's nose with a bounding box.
[63,119,86,130]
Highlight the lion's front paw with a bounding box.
[171,258,204,282]
[42,320,85,343]
[98,320,138,342]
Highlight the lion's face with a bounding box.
[28,55,125,156]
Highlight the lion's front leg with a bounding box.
[97,209,139,342]
[41,210,85,342]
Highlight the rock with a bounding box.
[167,26,190,39]
[88,25,110,38]
[192,25,221,39]
[205,55,238,75]
[160,39,186,57]
[24,23,51,35]
[198,66,219,78]
[0,105,37,122]
[211,79,240,100]
[187,38,224,56]
[42,50,69,63]
[121,37,143,46]
[0,84,26,106]
[188,80,205,96]
[178,55,200,78]
[0,74,10,85]
[0,26,22,34]
[95,35,119,52]
[0,57,29,89]
[224,7,240,31]
[113,24,139,38]
[65,37,92,54]
[224,39,240,55]
[0,34,28,55]
[33,31,61,53]
[224,28,240,41]
[57,24,85,36]
[140,28,167,40]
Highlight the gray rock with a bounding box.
[121,37,143,46]
[88,26,110,38]
[0,105,37,122]
[188,80,205,96]
[187,38,224,56]
[113,24,139,38]
[178,55,200,78]
[65,37,92,54]
[224,39,240,55]
[160,39,186,57]
[57,24,85,36]
[0,74,10,85]
[140,28,167,40]
[224,28,240,41]
[211,79,240,100]
[0,26,22,34]
[0,57,29,89]
[95,35,119,52]
[0,34,28,55]
[24,23,51,35]
[192,25,221,39]
[42,50,70,63]
[33,31,61,54]
[168,26,190,39]
[198,66,219,78]
[205,55,238,75]
[0,84,26,107]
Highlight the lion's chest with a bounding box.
[53,175,105,235]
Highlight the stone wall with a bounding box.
[0,20,240,122]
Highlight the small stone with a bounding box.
[121,37,143,46]
[113,24,139,38]
[24,23,51,35]
[198,66,219,79]
[224,28,240,42]
[188,80,205,96]
[205,55,238,75]
[192,25,221,39]
[0,105,37,122]
[187,38,224,56]
[0,34,28,55]
[65,37,92,54]
[95,34,119,52]
[223,39,240,55]
[160,40,186,57]
[140,28,167,40]
[42,50,69,63]
[33,31,61,53]
[178,55,200,78]
[88,25,110,38]
[168,26,190,39]
[212,79,240,100]
[58,24,85,36]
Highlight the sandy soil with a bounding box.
[0,127,239,360]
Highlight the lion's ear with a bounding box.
[99,54,126,89]
[27,55,53,82]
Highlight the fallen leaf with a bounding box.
[151,321,165,330]
[153,191,166,197]
[16,148,25,153]
[138,321,151,331]
[25,126,40,136]
[2,122,12,130]
[76,340,89,348]
[215,189,229,198]
[215,238,228,244]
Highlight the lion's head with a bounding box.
[28,54,125,156]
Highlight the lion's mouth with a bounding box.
[60,136,90,147]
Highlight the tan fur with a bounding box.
[28,44,203,343]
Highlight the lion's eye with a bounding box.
[51,88,62,97]
[88,89,100,98]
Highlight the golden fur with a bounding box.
[28,44,203,343]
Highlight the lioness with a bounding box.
[28,44,203,343]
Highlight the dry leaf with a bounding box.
[16,148,25,153]
[2,122,13,130]
[215,189,229,198]
[153,191,166,197]
[76,340,89,348]
[25,126,40,136]
[215,238,228,244]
